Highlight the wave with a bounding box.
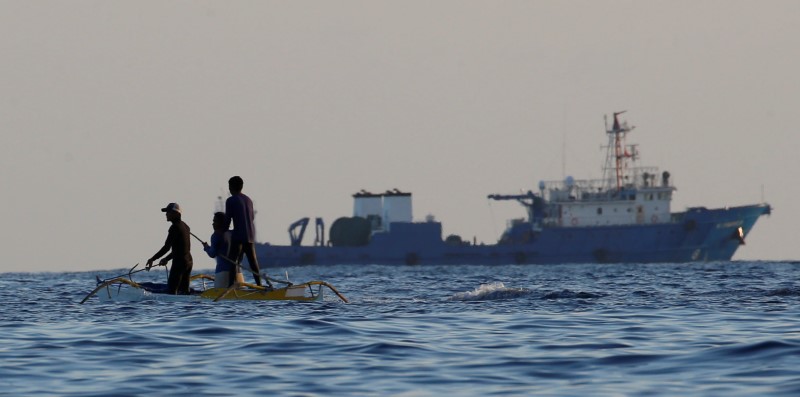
[541,289,603,300]
[766,287,800,297]
[449,282,531,301]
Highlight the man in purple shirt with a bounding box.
[225,176,263,287]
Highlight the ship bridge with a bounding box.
[539,171,675,228]
[490,111,677,229]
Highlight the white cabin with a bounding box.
[540,111,675,228]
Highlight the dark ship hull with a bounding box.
[255,204,770,266]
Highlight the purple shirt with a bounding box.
[225,193,256,243]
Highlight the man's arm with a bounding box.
[147,243,170,267]
[204,234,219,258]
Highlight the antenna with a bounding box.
[561,106,567,179]
[561,127,566,179]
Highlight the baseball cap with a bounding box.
[161,203,182,214]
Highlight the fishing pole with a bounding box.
[189,231,206,245]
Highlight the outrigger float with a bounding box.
[80,264,348,304]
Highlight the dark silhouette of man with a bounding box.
[224,176,263,287]
[146,202,193,294]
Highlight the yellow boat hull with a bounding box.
[200,284,323,302]
[80,275,347,303]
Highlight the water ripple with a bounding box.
[1,262,800,396]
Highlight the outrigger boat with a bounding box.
[80,263,348,304]
[81,231,348,304]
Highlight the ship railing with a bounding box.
[542,170,674,201]
[542,178,619,202]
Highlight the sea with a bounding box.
[1,261,799,396]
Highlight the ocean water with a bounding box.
[1,261,799,396]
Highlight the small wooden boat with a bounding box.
[80,273,348,304]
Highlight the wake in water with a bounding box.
[449,281,531,301]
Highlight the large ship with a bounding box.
[255,112,771,266]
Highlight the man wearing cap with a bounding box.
[146,202,194,294]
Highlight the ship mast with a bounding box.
[603,111,634,192]
[613,111,625,191]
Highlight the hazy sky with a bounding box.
[2,1,798,273]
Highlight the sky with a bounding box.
[1,1,798,273]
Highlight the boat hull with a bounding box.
[256,204,771,266]
[94,281,324,303]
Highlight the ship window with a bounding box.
[597,208,603,215]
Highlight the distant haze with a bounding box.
[1,1,797,272]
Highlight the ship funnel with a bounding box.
[383,190,412,230]
[353,191,382,219]
[353,189,413,232]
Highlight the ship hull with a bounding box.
[256,204,770,266]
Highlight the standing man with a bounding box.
[225,176,263,287]
[146,202,194,294]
